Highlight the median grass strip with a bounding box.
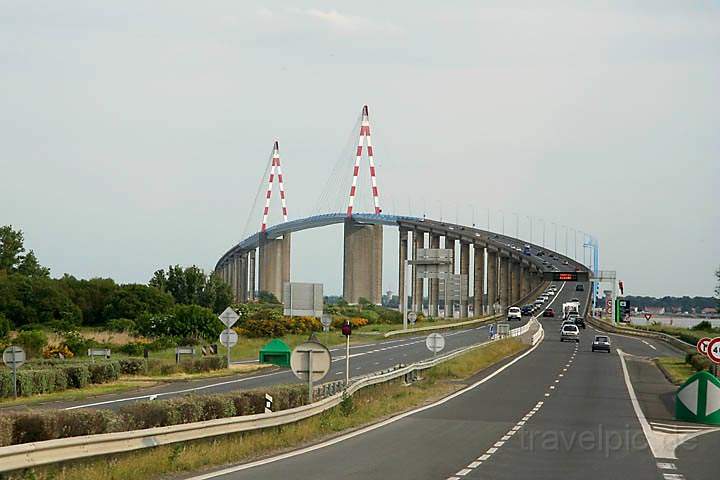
[6,338,526,480]
[655,356,696,385]
[0,380,160,408]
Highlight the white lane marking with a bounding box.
[478,454,491,461]
[65,369,289,410]
[501,435,511,441]
[187,318,548,480]
[468,461,482,468]
[657,462,676,470]
[493,441,504,447]
[486,447,498,454]
[544,393,550,397]
[662,474,685,480]
[455,468,471,476]
[641,340,657,351]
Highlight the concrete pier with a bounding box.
[343,219,383,304]
[398,229,408,314]
[473,244,485,316]
[460,242,470,318]
[429,234,441,316]
[258,232,291,302]
[486,249,498,314]
[412,231,424,312]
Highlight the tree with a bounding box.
[57,275,118,325]
[0,225,49,276]
[0,273,81,326]
[102,284,174,321]
[149,265,232,313]
[257,291,280,304]
[134,304,223,341]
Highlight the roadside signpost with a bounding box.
[2,346,25,399]
[644,313,653,322]
[320,314,332,333]
[697,337,711,356]
[218,307,241,366]
[219,329,239,367]
[219,307,240,328]
[408,311,417,327]
[87,348,111,361]
[290,341,332,403]
[341,320,352,385]
[425,333,445,356]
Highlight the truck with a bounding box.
[563,301,580,319]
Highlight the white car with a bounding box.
[561,324,580,342]
[546,290,555,296]
[507,306,522,321]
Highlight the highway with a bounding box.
[49,315,526,411]
[183,282,717,480]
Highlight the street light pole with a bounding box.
[552,222,557,250]
[513,213,519,238]
[527,216,533,244]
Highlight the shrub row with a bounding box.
[145,356,227,376]
[0,361,124,398]
[0,385,306,446]
[686,352,712,372]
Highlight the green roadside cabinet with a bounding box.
[259,339,292,368]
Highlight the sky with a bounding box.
[1,1,718,297]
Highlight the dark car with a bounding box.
[543,308,555,317]
[574,317,586,329]
[592,335,611,352]
[521,304,534,316]
[576,284,585,291]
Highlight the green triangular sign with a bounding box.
[675,370,720,425]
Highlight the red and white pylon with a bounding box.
[346,105,381,217]
[260,141,288,232]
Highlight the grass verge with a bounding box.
[0,380,160,408]
[9,338,527,480]
[655,356,696,385]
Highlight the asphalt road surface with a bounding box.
[47,312,527,411]
[185,282,717,480]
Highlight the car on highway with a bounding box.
[576,284,584,291]
[543,308,555,317]
[539,295,549,302]
[533,299,544,308]
[507,306,522,321]
[560,323,580,342]
[573,316,586,329]
[546,290,555,296]
[521,304,534,316]
[550,284,557,289]
[592,335,611,352]
[563,260,569,265]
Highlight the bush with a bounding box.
[42,343,74,359]
[1,385,307,445]
[691,320,714,332]
[14,329,48,358]
[119,358,146,375]
[118,341,146,357]
[87,362,120,384]
[686,352,712,372]
[63,364,90,389]
[107,318,136,333]
[61,329,101,356]
[181,356,226,374]
[0,314,11,339]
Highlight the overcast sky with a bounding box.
[1,1,718,297]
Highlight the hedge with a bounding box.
[0,361,124,398]
[0,385,306,446]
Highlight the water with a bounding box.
[629,315,720,329]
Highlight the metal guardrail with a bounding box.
[0,319,542,472]
[586,317,695,352]
[384,281,550,338]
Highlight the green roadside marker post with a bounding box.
[675,370,720,425]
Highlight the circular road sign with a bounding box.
[219,329,239,348]
[426,333,445,353]
[408,312,417,324]
[697,337,711,356]
[320,314,332,328]
[2,346,25,369]
[290,341,332,382]
[707,337,720,364]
